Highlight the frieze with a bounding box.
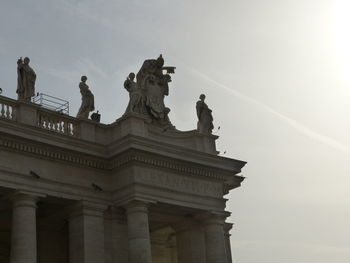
[111,153,227,181]
[134,169,222,197]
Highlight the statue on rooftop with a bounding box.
[76,76,95,119]
[16,57,36,101]
[135,54,175,126]
[122,55,176,127]
[196,94,214,134]
[124,72,144,114]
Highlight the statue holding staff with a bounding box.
[17,57,36,101]
[76,76,95,119]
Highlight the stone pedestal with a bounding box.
[68,201,106,263]
[126,201,152,263]
[203,215,228,263]
[10,193,39,263]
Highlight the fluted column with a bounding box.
[126,200,152,263]
[202,214,228,263]
[10,192,40,263]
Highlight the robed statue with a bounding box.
[17,57,36,101]
[76,76,95,118]
[196,94,214,134]
[124,72,144,114]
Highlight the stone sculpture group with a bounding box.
[15,55,214,134]
[124,54,174,128]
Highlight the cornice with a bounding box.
[108,134,246,173]
[0,132,244,190]
[111,149,228,181]
[0,135,109,170]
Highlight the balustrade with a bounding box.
[0,96,16,121]
[37,109,79,136]
[0,95,81,138]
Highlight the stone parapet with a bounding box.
[0,96,221,155]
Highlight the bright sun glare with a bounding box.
[334,0,350,82]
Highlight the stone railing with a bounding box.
[0,96,80,137]
[37,108,79,137]
[0,96,16,121]
[0,96,218,154]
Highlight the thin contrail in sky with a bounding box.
[182,63,350,155]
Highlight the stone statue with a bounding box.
[16,57,36,101]
[122,55,176,128]
[196,94,214,134]
[76,76,95,119]
[124,72,144,114]
[135,54,174,126]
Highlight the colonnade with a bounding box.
[8,193,231,263]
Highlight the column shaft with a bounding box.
[10,193,39,263]
[69,202,105,263]
[175,222,206,263]
[203,216,228,263]
[126,201,152,263]
[224,223,233,263]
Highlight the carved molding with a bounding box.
[0,137,109,170]
[0,137,234,183]
[111,151,226,180]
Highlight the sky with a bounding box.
[1,0,350,262]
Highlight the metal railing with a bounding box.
[32,93,69,115]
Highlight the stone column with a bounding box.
[175,220,206,263]
[126,200,152,263]
[68,201,106,263]
[164,234,177,263]
[104,208,128,263]
[202,214,228,263]
[10,192,40,263]
[224,223,233,263]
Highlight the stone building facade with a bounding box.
[0,90,246,262]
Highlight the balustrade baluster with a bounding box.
[1,104,4,118]
[41,115,46,128]
[54,119,58,131]
[70,123,74,135]
[47,118,51,130]
[11,107,16,120]
[72,123,77,136]
[64,121,68,135]
[6,105,10,119]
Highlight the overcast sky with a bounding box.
[1,0,350,262]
